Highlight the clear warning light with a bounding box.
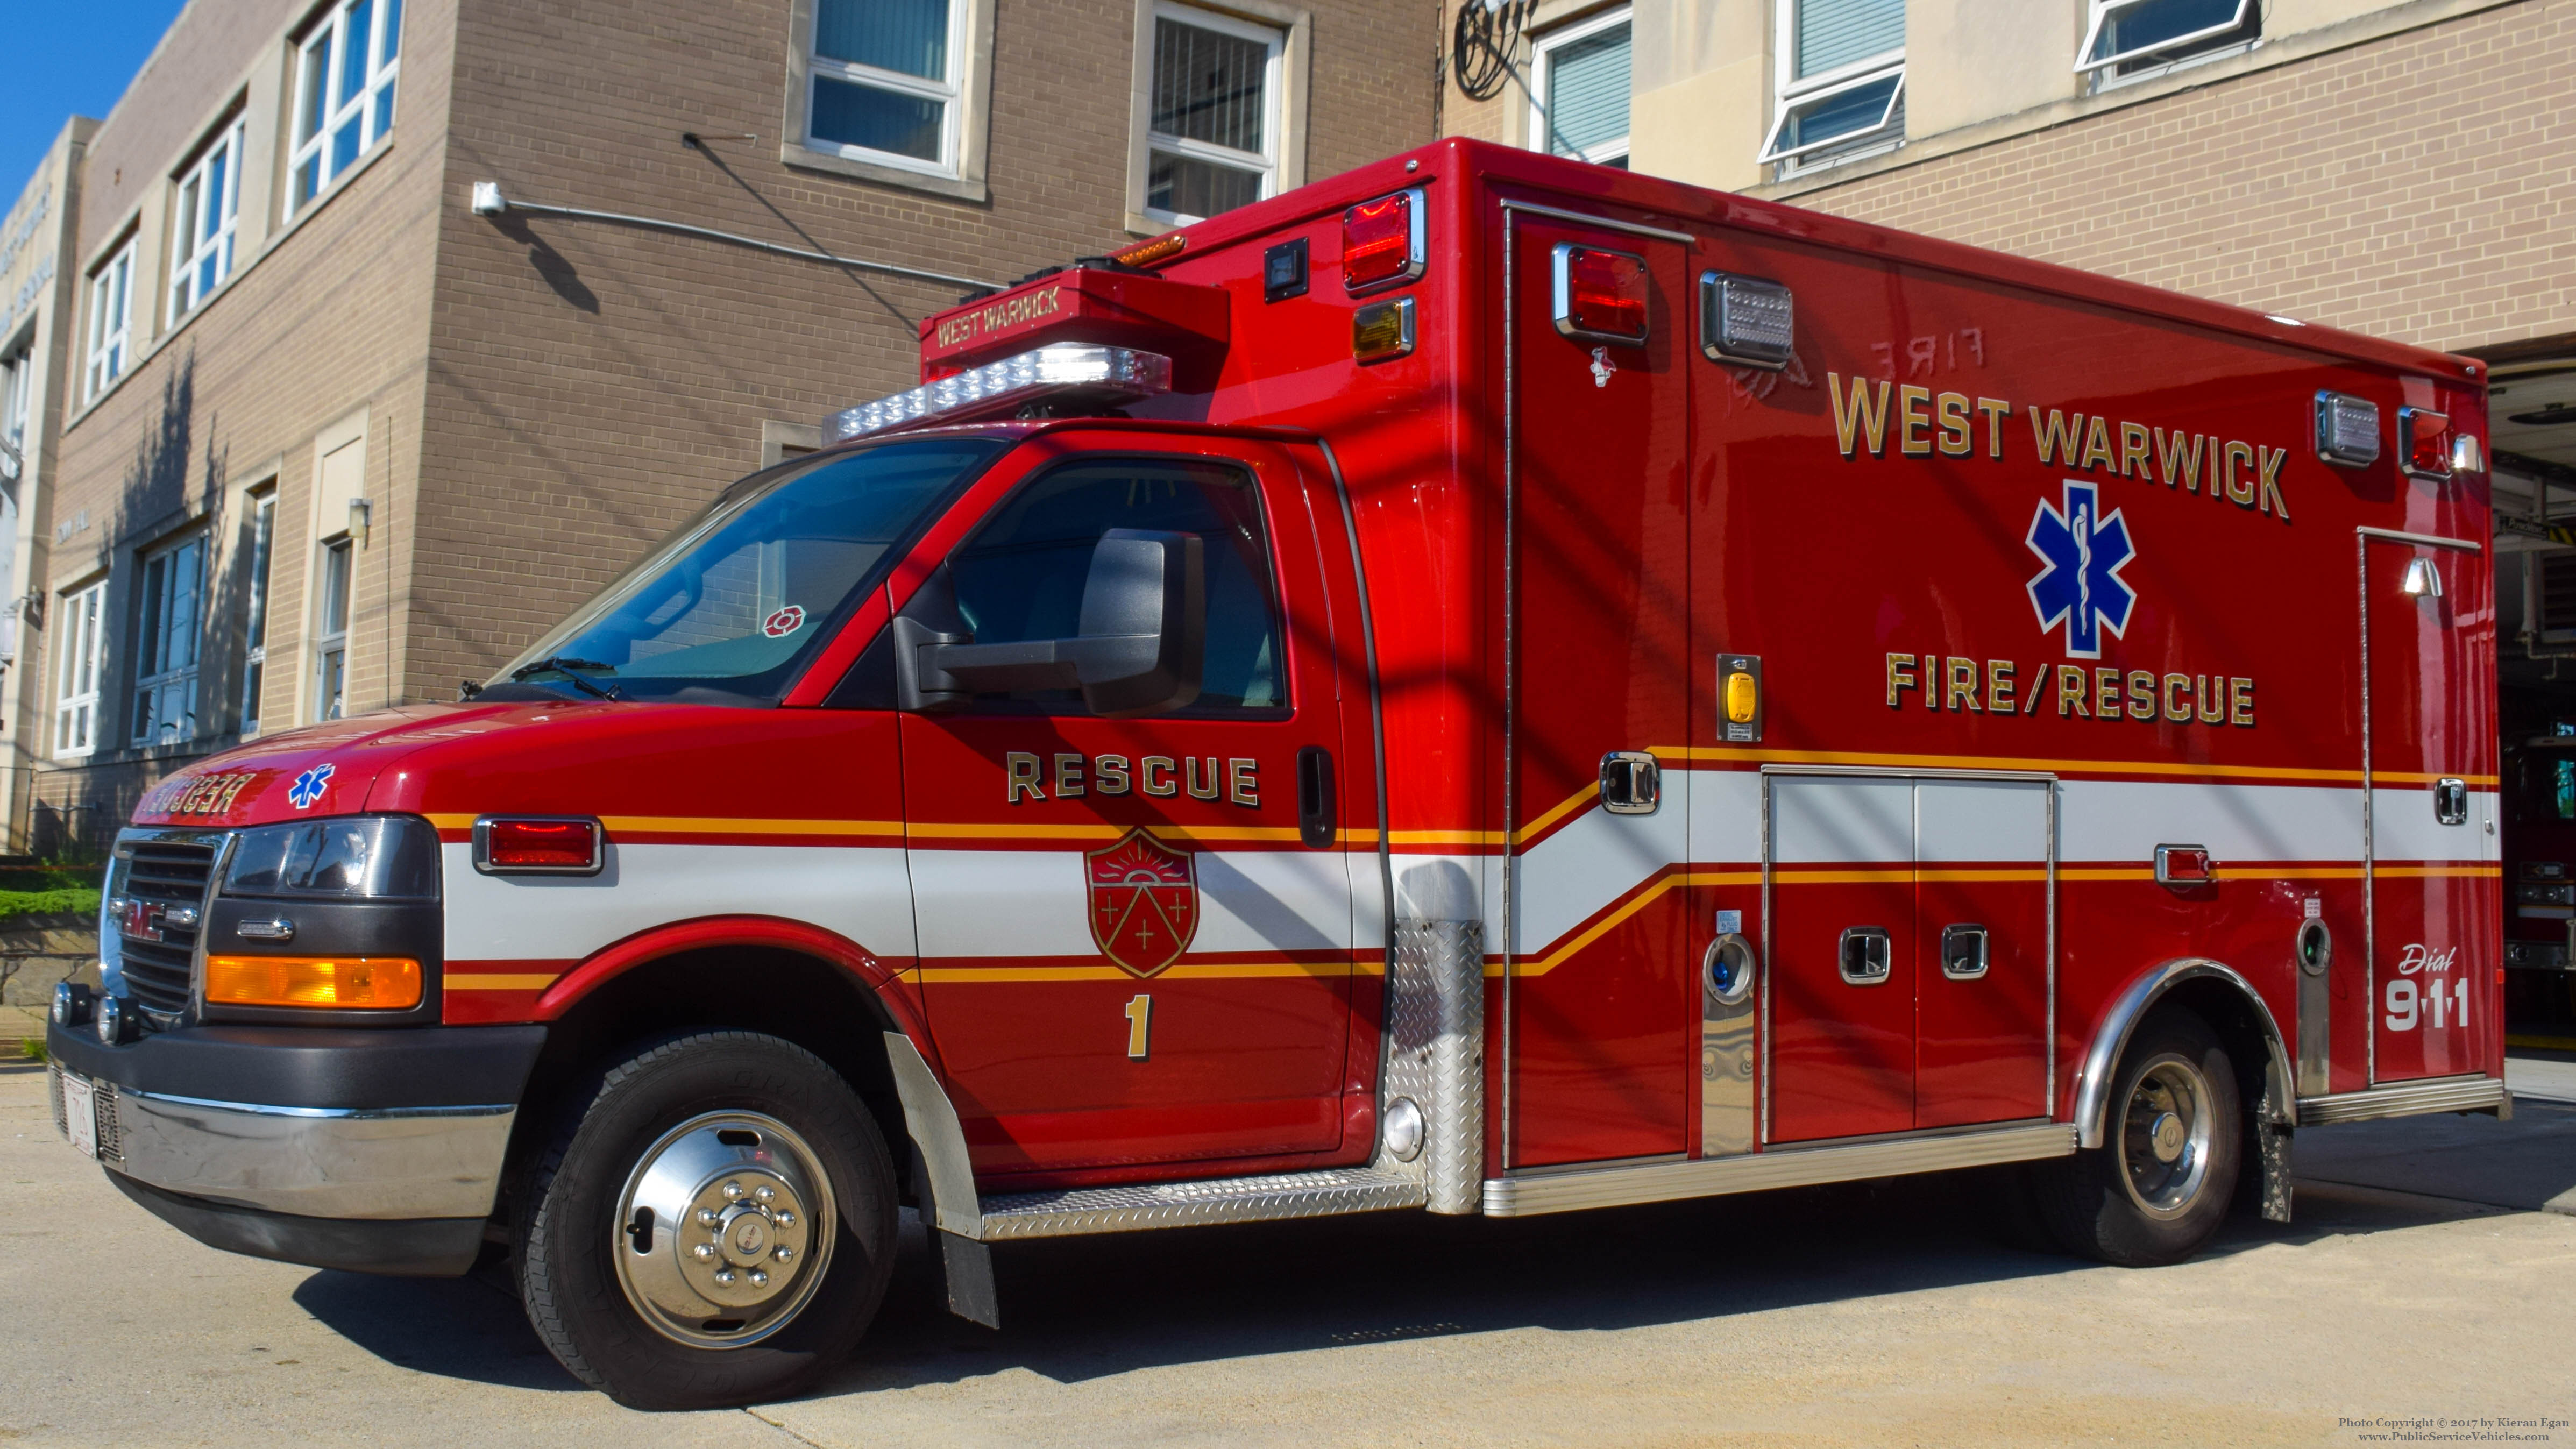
[825,344,1173,441]
[1701,271,1795,371]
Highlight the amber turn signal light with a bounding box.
[205,955,423,1009]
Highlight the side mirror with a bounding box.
[898,529,1205,718]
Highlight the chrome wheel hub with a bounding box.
[614,1111,834,1348]
[2117,1057,2213,1220]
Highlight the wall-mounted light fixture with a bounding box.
[349,497,372,549]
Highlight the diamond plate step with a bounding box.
[971,1166,1427,1240]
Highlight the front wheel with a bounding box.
[2035,1010,2241,1267]
[516,1031,898,1409]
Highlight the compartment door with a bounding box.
[1768,775,1917,1142]
[1913,778,2052,1126]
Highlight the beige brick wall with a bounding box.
[1766,0,2576,356]
[410,0,1436,697]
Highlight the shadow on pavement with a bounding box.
[292,1253,579,1392]
[284,1102,2570,1400]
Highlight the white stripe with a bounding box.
[443,843,915,963]
[910,848,1352,960]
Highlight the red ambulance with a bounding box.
[48,138,2506,1409]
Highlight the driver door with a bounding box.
[896,434,1365,1177]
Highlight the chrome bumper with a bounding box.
[58,1067,515,1221]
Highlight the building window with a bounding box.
[313,536,353,721]
[53,581,104,758]
[131,534,205,747]
[1,347,29,475]
[2078,0,2258,77]
[1142,3,1283,224]
[1530,8,1631,168]
[289,0,403,214]
[1760,0,1905,168]
[240,491,275,734]
[804,0,964,174]
[169,121,246,325]
[84,242,134,402]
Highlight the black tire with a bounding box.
[2034,1010,2241,1267]
[515,1031,898,1409]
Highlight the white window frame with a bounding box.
[1528,5,1632,167]
[2077,0,2255,74]
[801,0,968,178]
[130,532,207,748]
[168,121,246,326]
[1759,0,1905,166]
[2,347,30,471]
[53,580,104,759]
[288,0,402,217]
[84,242,134,402]
[241,491,275,735]
[313,535,353,722]
[1139,2,1285,226]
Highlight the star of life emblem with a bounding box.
[288,762,337,810]
[1086,828,1199,978]
[2024,480,2138,658]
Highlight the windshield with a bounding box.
[491,438,1005,704]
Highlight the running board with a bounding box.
[1481,1121,2078,1217]
[2298,1074,2510,1126]
[969,1167,1427,1241]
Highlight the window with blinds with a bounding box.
[1762,0,1905,168]
[805,0,962,173]
[1531,8,1631,168]
[1142,3,1282,224]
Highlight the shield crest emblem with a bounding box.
[1086,828,1199,977]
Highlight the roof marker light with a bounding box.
[1342,189,1425,295]
[1700,271,1794,371]
[1552,244,1650,346]
[825,343,1173,442]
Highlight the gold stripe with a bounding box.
[1507,869,1763,977]
[1389,829,1508,847]
[918,960,1354,984]
[1650,745,2496,788]
[908,822,1312,843]
[1516,783,1602,844]
[442,974,560,991]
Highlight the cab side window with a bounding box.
[948,457,1286,712]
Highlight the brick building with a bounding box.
[1441,0,2575,675]
[16,0,1436,840]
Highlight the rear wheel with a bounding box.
[2036,1010,2241,1267]
[516,1031,897,1409]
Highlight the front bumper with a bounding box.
[48,1020,545,1276]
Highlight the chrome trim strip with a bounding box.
[2355,526,2481,551]
[2074,957,2294,1149]
[1482,1121,2076,1217]
[2298,1073,2507,1126]
[1499,197,1697,245]
[975,1167,1425,1240]
[882,1030,984,1239]
[122,1090,513,1121]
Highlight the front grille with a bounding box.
[120,837,220,1018]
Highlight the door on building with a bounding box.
[1766,773,2052,1142]
[2362,532,2494,1084]
[1501,208,1695,1168]
[898,435,1367,1176]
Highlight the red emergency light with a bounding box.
[474,815,605,875]
[2398,407,2454,480]
[1342,189,1424,294]
[1553,245,1650,345]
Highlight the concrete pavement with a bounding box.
[5,1060,2571,1447]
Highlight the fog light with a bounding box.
[95,993,131,1045]
[52,980,93,1028]
[205,955,423,1009]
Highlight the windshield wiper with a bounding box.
[510,656,623,701]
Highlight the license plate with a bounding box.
[60,1072,97,1159]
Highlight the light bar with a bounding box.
[827,343,1173,442]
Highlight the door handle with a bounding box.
[1599,751,1660,814]
[1297,745,1335,849]
[1939,924,1989,981]
[1837,926,1892,985]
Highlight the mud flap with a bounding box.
[939,1231,999,1329]
[2258,1117,2293,1225]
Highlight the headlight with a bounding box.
[222,815,442,900]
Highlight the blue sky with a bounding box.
[4,0,191,190]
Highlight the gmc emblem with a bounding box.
[115,897,164,944]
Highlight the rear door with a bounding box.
[898,434,1362,1175]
